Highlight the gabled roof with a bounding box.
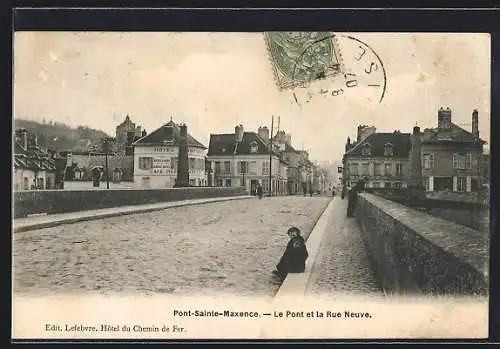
[345,132,411,158]
[208,131,279,156]
[421,123,486,145]
[133,120,206,149]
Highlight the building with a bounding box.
[115,115,143,154]
[342,126,412,189]
[207,125,288,195]
[419,108,486,192]
[13,129,58,190]
[272,130,306,195]
[132,120,207,188]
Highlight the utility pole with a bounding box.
[269,115,274,196]
[103,137,112,189]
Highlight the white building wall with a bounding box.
[133,145,207,189]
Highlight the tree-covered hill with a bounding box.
[13,118,111,151]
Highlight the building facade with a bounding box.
[116,115,143,154]
[342,126,412,189]
[132,120,207,189]
[13,129,58,190]
[420,108,486,192]
[207,125,288,195]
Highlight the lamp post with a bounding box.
[103,137,114,189]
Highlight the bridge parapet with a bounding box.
[356,193,489,296]
[13,187,247,218]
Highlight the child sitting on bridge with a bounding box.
[273,227,309,280]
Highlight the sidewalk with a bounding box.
[260,197,383,338]
[13,195,253,233]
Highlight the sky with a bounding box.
[13,32,491,162]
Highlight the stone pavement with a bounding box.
[13,196,331,300]
[305,196,381,298]
[13,195,253,233]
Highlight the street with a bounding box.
[13,196,330,300]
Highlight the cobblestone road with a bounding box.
[13,196,330,299]
[306,197,382,298]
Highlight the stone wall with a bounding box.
[13,187,247,218]
[355,193,489,296]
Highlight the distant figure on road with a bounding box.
[257,184,263,199]
[302,183,307,196]
[309,186,313,197]
[273,227,309,280]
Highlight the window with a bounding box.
[362,163,370,176]
[225,179,231,187]
[262,161,270,175]
[23,177,28,190]
[214,161,221,174]
[396,163,403,176]
[374,163,382,176]
[238,161,248,174]
[457,177,467,192]
[392,182,402,189]
[262,179,269,192]
[423,177,430,191]
[384,143,394,157]
[139,157,153,170]
[37,177,44,189]
[350,163,359,175]
[189,179,196,186]
[224,161,231,173]
[423,153,434,169]
[384,163,392,176]
[249,161,257,174]
[362,143,371,156]
[453,153,472,169]
[250,141,258,153]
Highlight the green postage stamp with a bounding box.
[264,32,344,90]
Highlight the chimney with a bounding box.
[472,109,479,138]
[285,133,291,145]
[437,107,452,130]
[357,125,376,143]
[15,129,28,151]
[141,129,147,137]
[235,124,244,142]
[408,125,422,186]
[27,133,38,150]
[136,126,142,137]
[257,126,269,142]
[175,124,190,187]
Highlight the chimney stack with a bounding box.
[413,126,421,135]
[472,109,479,138]
[15,129,28,151]
[235,124,244,142]
[27,133,38,150]
[175,124,190,187]
[437,107,452,130]
[257,126,269,142]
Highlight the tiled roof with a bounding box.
[13,141,57,171]
[133,120,206,148]
[208,131,276,156]
[421,123,486,144]
[345,132,412,158]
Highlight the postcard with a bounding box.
[12,31,490,339]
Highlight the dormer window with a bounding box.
[384,143,394,157]
[361,143,371,156]
[250,141,258,153]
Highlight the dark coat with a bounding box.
[276,235,309,274]
[347,188,358,217]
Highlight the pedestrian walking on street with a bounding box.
[273,227,309,280]
[257,184,263,199]
[347,181,364,217]
[309,186,313,197]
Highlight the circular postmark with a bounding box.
[265,32,387,106]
